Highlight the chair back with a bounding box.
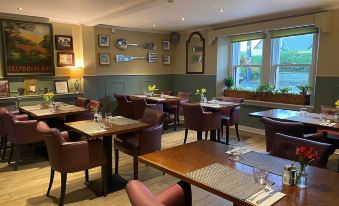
[0,107,8,137]
[273,133,335,168]
[260,117,304,152]
[141,108,166,126]
[132,98,148,119]
[2,111,17,143]
[161,90,172,95]
[177,92,192,100]
[181,102,204,130]
[114,94,133,118]
[75,97,88,108]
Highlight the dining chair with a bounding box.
[319,105,339,149]
[181,102,221,144]
[219,97,244,145]
[177,91,192,125]
[163,99,179,131]
[131,98,163,120]
[75,96,88,108]
[126,180,192,206]
[74,99,102,121]
[36,121,107,206]
[260,117,326,152]
[114,94,134,118]
[272,133,335,168]
[114,108,166,180]
[160,90,172,95]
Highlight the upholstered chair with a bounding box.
[126,180,192,206]
[272,133,335,168]
[181,102,221,144]
[36,121,106,206]
[160,90,172,95]
[163,99,180,131]
[219,97,244,144]
[260,117,326,152]
[114,94,134,118]
[75,96,88,108]
[74,99,102,121]
[131,98,163,120]
[114,108,166,180]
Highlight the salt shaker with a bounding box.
[283,165,292,185]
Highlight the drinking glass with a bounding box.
[229,144,243,161]
[253,168,269,185]
[300,107,307,116]
[211,97,218,104]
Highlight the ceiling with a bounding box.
[1,0,339,31]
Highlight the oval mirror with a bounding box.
[186,31,205,74]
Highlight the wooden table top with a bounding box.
[19,103,88,119]
[64,118,150,138]
[200,101,240,110]
[249,109,339,131]
[130,95,180,103]
[139,140,339,206]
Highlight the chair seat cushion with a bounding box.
[114,135,139,155]
[221,115,231,126]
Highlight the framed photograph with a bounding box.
[57,52,75,67]
[99,53,110,65]
[163,55,171,65]
[55,35,73,50]
[162,40,170,50]
[0,80,9,97]
[24,79,39,95]
[1,19,54,76]
[54,80,69,94]
[98,35,110,47]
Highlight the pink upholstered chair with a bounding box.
[181,102,221,144]
[74,99,102,121]
[75,96,88,108]
[126,180,192,206]
[131,98,163,120]
[114,94,134,118]
[36,121,107,206]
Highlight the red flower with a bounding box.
[296,145,319,169]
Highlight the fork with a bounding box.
[248,187,270,201]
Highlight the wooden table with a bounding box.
[65,118,150,195]
[19,103,88,119]
[200,100,240,110]
[130,94,180,103]
[139,140,339,206]
[249,109,339,131]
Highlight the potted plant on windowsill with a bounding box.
[224,75,235,90]
[297,85,312,105]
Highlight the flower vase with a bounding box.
[49,102,55,113]
[200,95,205,103]
[297,168,308,189]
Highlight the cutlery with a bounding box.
[115,52,157,63]
[115,38,156,51]
[248,187,270,201]
[256,190,278,204]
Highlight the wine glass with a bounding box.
[253,167,269,185]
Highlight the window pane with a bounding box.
[233,39,263,66]
[278,34,313,64]
[235,66,261,90]
[276,66,309,93]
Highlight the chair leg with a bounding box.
[8,144,14,164]
[205,131,208,140]
[221,125,224,138]
[1,137,7,160]
[133,156,138,180]
[114,149,119,174]
[47,168,55,196]
[217,129,221,142]
[101,166,107,196]
[59,173,67,206]
[85,170,89,182]
[226,126,230,145]
[235,124,240,141]
[13,144,22,170]
[0,136,3,153]
[184,128,188,144]
[173,113,177,131]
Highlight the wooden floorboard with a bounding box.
[0,126,337,206]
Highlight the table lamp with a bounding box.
[69,68,84,93]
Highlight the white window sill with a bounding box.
[243,99,313,110]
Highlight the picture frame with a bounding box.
[163,55,171,65]
[57,52,75,67]
[1,19,54,76]
[98,35,110,47]
[99,53,111,65]
[54,80,69,94]
[24,79,39,95]
[0,79,9,97]
[55,35,73,51]
[162,40,170,50]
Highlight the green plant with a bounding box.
[224,76,234,89]
[297,85,312,95]
[256,84,275,93]
[274,88,290,94]
[196,88,207,96]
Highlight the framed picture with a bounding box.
[24,79,39,95]
[57,52,75,67]
[162,40,170,50]
[0,80,9,97]
[163,55,171,65]
[55,35,73,50]
[98,35,110,47]
[1,19,54,76]
[99,53,110,65]
[54,80,69,94]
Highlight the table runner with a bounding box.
[186,163,265,201]
[70,122,107,134]
[237,152,296,176]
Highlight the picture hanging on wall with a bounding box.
[55,35,73,50]
[0,80,9,97]
[54,80,69,94]
[24,79,39,95]
[162,40,170,50]
[1,19,54,76]
[57,52,75,67]
[98,35,110,47]
[99,53,110,65]
[163,55,171,65]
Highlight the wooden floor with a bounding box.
[0,126,337,206]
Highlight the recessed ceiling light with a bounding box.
[219,8,224,12]
[152,24,156,27]
[17,7,23,11]
[181,17,185,21]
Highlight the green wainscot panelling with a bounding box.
[313,76,339,112]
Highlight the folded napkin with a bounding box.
[320,122,337,127]
[225,148,251,155]
[247,189,286,206]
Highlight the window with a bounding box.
[231,33,264,90]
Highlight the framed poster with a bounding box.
[57,52,75,67]
[98,35,110,47]
[163,55,171,65]
[55,35,73,50]
[1,19,54,76]
[162,40,170,50]
[0,80,9,97]
[54,80,69,94]
[99,53,110,65]
[24,79,39,95]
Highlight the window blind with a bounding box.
[230,32,265,43]
[271,26,318,39]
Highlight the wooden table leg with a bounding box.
[210,130,217,142]
[197,131,202,141]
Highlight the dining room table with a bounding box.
[139,140,339,206]
[64,116,150,196]
[129,94,180,103]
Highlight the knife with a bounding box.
[255,190,278,204]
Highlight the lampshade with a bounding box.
[69,68,84,79]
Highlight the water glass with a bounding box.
[253,168,269,185]
[229,144,243,161]
[300,107,307,116]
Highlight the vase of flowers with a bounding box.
[42,92,55,111]
[296,146,318,188]
[196,88,207,103]
[147,85,158,97]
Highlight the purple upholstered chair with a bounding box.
[114,94,134,118]
[131,98,163,120]
[75,96,88,108]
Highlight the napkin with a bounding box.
[320,122,337,127]
[225,148,251,155]
[247,189,286,206]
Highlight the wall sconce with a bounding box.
[69,68,84,93]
